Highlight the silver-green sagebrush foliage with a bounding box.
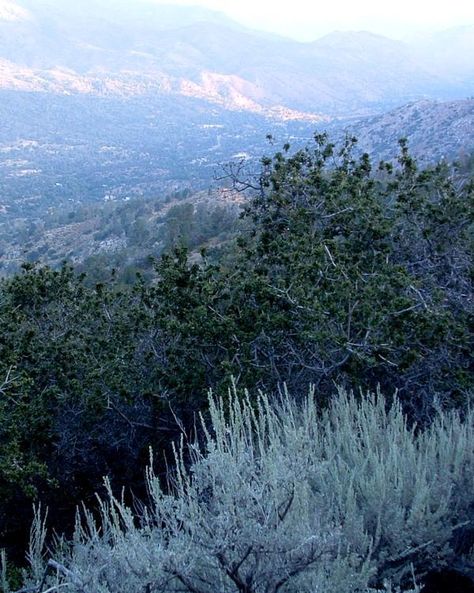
[6,388,473,593]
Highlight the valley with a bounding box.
[0,0,472,277]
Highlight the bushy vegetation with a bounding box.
[6,388,474,593]
[0,135,472,578]
[0,187,240,281]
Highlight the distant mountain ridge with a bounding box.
[408,25,474,85]
[0,0,472,119]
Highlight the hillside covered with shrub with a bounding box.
[0,135,473,591]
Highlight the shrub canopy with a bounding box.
[0,135,472,565]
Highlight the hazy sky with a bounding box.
[149,0,474,40]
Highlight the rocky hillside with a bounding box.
[330,98,474,163]
[0,185,242,279]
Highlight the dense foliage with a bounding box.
[0,136,472,573]
[7,389,474,593]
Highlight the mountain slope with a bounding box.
[0,1,471,118]
[329,98,474,163]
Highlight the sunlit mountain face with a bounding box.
[0,0,472,118]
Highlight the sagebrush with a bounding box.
[6,387,473,593]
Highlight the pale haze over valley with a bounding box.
[150,0,474,40]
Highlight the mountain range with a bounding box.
[0,0,472,118]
